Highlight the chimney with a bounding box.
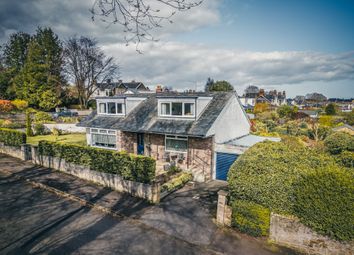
[259,89,265,97]
[156,85,162,93]
[118,79,123,83]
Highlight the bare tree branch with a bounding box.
[90,0,203,52]
[64,36,120,109]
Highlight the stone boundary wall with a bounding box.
[0,143,160,203]
[0,143,31,161]
[30,146,160,203]
[216,191,354,255]
[269,213,353,255]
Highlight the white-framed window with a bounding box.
[165,135,188,153]
[97,102,125,115]
[90,128,116,149]
[159,102,195,118]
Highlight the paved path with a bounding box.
[0,154,300,255]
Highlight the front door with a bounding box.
[137,133,144,155]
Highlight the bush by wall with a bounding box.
[292,166,354,241]
[228,140,336,214]
[161,172,193,193]
[231,200,270,237]
[324,132,354,154]
[0,128,26,147]
[38,141,156,184]
[228,139,354,242]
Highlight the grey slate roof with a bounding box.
[78,92,234,137]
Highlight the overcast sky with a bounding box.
[1,0,353,98]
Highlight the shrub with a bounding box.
[231,200,270,237]
[324,132,354,154]
[34,123,48,135]
[161,172,193,193]
[34,111,53,123]
[293,166,354,241]
[228,141,337,214]
[52,127,62,136]
[0,128,26,147]
[25,111,33,137]
[12,99,28,111]
[38,141,156,184]
[0,100,14,112]
[335,151,354,168]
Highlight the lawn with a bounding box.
[27,133,87,146]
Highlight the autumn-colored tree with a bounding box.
[254,103,270,114]
[0,100,13,112]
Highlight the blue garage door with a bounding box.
[216,152,238,181]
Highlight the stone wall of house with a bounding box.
[119,132,214,181]
[188,137,213,181]
[121,131,136,153]
[270,213,353,255]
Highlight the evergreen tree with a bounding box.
[208,80,234,92]
[325,103,336,115]
[204,77,214,92]
[3,32,31,72]
[13,27,64,110]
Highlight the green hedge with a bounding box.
[0,128,26,147]
[228,140,336,214]
[38,141,156,184]
[293,167,354,241]
[335,151,354,168]
[231,200,270,237]
[228,140,354,241]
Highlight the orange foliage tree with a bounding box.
[0,100,14,112]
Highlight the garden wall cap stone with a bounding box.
[218,190,228,196]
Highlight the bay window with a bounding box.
[165,135,188,152]
[90,128,116,149]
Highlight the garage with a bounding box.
[215,152,238,181]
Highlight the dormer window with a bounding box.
[159,101,195,118]
[98,102,125,115]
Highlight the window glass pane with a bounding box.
[92,134,116,148]
[166,138,187,152]
[172,102,182,116]
[99,103,106,113]
[107,102,116,114]
[99,130,107,134]
[108,130,115,134]
[117,103,123,114]
[184,103,194,116]
[161,103,170,115]
[91,129,98,133]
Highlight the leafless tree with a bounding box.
[90,0,203,50]
[64,36,119,109]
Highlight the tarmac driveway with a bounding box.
[0,154,300,255]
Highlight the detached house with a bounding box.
[78,92,252,181]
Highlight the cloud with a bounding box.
[103,41,354,91]
[0,0,220,44]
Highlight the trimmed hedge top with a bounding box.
[0,128,26,147]
[38,141,156,184]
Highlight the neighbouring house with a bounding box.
[78,92,256,182]
[332,124,354,135]
[92,80,151,97]
[239,86,287,109]
[298,110,319,119]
